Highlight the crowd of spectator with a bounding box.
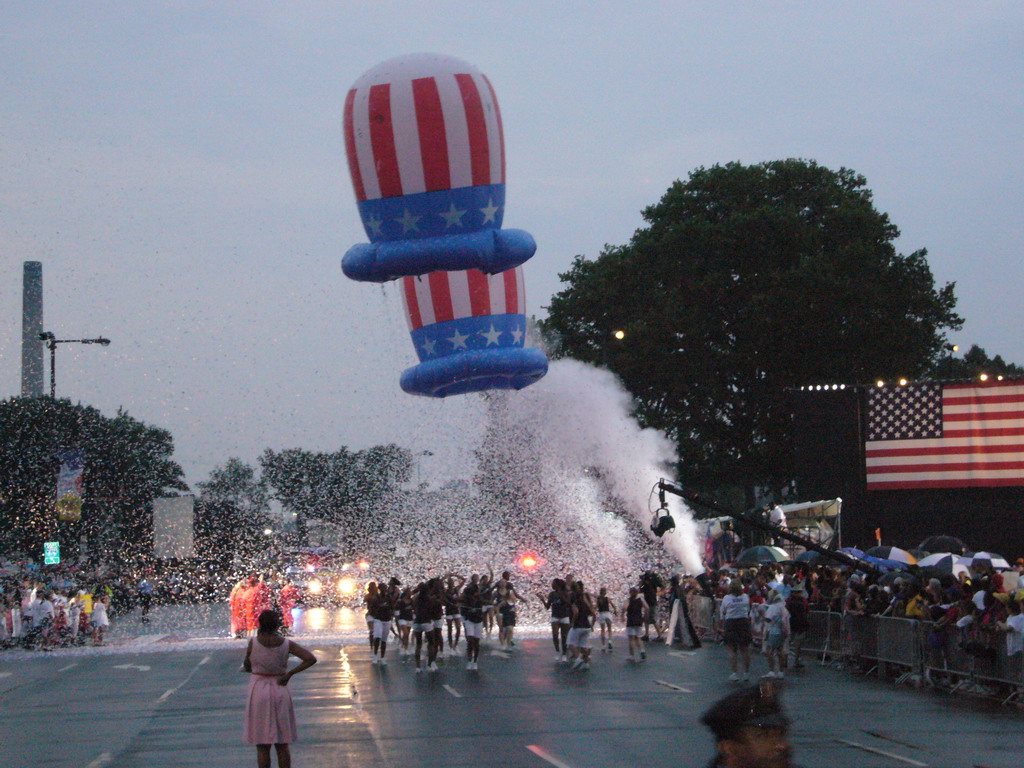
[682,554,1024,695]
[0,554,233,651]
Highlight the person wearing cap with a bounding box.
[700,681,794,768]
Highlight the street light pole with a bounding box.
[38,332,111,398]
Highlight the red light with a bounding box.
[521,555,537,569]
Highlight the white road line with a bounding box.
[526,744,576,768]
[85,752,112,768]
[156,654,210,703]
[59,663,78,672]
[655,679,693,693]
[0,671,12,679]
[836,738,928,767]
[861,729,922,750]
[669,650,697,657]
[490,650,511,658]
[442,684,462,698]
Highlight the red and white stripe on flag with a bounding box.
[866,380,1024,489]
[401,268,525,331]
[344,56,505,202]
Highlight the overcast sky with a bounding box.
[1,2,1021,488]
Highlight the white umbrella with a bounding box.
[969,552,1011,571]
[917,553,971,579]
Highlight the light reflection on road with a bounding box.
[292,605,362,634]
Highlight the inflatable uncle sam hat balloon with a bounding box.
[342,53,548,397]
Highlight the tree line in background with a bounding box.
[0,394,413,563]
[0,396,187,559]
[195,446,413,569]
[541,158,1019,508]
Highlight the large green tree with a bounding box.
[542,159,962,502]
[195,458,270,564]
[0,397,188,559]
[931,344,1024,381]
[259,444,412,549]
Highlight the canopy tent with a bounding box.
[777,498,842,551]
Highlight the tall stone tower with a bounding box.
[21,261,44,397]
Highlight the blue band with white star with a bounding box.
[342,228,536,283]
[358,184,506,242]
[401,346,549,398]
[410,314,527,363]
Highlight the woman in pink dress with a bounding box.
[243,610,317,768]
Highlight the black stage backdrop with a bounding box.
[790,387,1024,558]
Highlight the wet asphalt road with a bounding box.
[1,608,1020,768]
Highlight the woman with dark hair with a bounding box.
[362,582,378,649]
[538,578,571,661]
[243,609,317,768]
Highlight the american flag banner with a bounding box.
[865,380,1024,489]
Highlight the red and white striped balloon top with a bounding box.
[344,53,506,203]
[402,267,525,331]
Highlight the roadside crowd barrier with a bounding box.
[685,596,1023,705]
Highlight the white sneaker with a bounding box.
[378,658,386,667]
[415,664,423,674]
[729,672,740,681]
[429,662,439,672]
[555,653,563,662]
[560,654,568,663]
[371,657,379,665]
[763,671,776,678]
[571,657,582,669]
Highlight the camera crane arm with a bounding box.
[656,480,880,577]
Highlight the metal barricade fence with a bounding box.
[688,600,1023,703]
[920,621,1024,697]
[686,595,718,639]
[802,611,842,661]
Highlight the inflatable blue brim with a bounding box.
[343,228,536,283]
[400,347,548,398]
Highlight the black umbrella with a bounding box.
[918,535,967,556]
[795,550,824,565]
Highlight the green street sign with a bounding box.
[43,541,60,565]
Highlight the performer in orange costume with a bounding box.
[239,576,259,636]
[278,580,301,633]
[251,575,272,633]
[229,577,247,638]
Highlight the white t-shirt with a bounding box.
[764,601,790,636]
[1005,613,1024,656]
[769,505,787,527]
[720,593,751,620]
[31,599,54,627]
